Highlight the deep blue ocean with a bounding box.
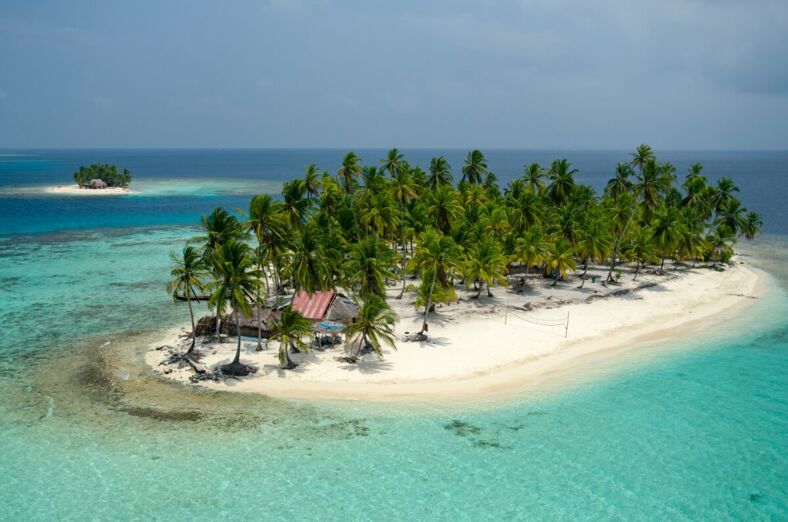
[0,149,786,520]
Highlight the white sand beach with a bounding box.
[147,261,764,403]
[46,184,136,196]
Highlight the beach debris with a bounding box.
[189,372,221,383]
[100,341,111,348]
[402,332,428,342]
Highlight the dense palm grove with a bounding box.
[73,163,132,187]
[168,145,762,375]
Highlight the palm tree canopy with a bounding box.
[208,239,257,319]
[167,246,208,300]
[428,156,453,189]
[343,294,398,358]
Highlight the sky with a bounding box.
[1,0,787,149]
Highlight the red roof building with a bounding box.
[290,290,359,323]
[291,290,336,320]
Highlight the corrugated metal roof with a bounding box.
[291,290,335,320]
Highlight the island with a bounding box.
[148,145,765,402]
[46,162,135,195]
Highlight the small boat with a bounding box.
[174,294,211,302]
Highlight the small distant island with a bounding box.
[73,163,132,190]
[45,163,135,196]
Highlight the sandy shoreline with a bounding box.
[146,261,764,404]
[45,184,137,196]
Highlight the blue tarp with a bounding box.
[318,321,344,331]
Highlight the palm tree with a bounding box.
[195,207,243,337]
[547,237,577,286]
[515,227,550,277]
[627,226,656,280]
[676,219,706,269]
[605,163,634,200]
[389,169,417,298]
[166,246,208,354]
[428,156,453,189]
[411,229,460,334]
[575,214,612,288]
[651,205,685,270]
[246,194,288,298]
[289,221,334,293]
[681,173,711,220]
[546,159,577,206]
[710,177,740,213]
[509,190,542,233]
[209,240,258,376]
[269,308,313,370]
[715,199,746,236]
[630,144,655,173]
[426,184,462,235]
[605,145,662,282]
[461,150,487,185]
[381,148,405,178]
[523,162,546,194]
[343,294,398,362]
[196,207,242,269]
[706,226,736,263]
[686,163,705,185]
[303,164,321,200]
[344,237,396,298]
[463,237,507,297]
[282,179,309,229]
[741,211,763,240]
[337,151,363,194]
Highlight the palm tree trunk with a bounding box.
[256,304,263,351]
[185,284,197,354]
[579,258,589,289]
[419,273,437,335]
[486,281,493,297]
[660,257,665,271]
[633,260,642,281]
[284,340,299,369]
[233,312,242,364]
[256,262,265,351]
[397,221,408,299]
[607,203,639,282]
[354,333,367,360]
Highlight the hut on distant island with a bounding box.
[88,178,107,189]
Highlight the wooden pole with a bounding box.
[565,310,570,338]
[505,298,509,325]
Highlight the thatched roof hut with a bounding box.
[195,306,282,337]
[88,178,107,189]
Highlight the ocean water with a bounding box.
[0,149,786,520]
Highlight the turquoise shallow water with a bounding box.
[0,150,787,520]
[0,229,786,520]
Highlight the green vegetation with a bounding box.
[73,163,132,188]
[166,246,208,353]
[168,146,762,370]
